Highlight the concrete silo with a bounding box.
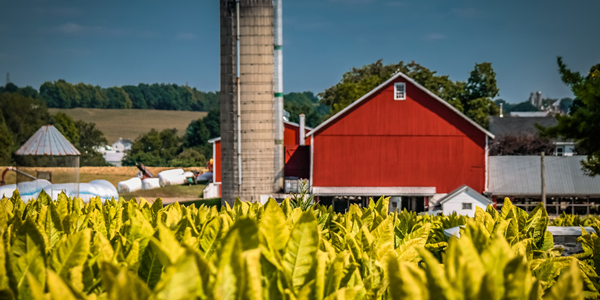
[220,0,281,205]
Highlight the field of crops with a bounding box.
[48,108,207,144]
[0,191,597,299]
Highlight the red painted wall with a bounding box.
[284,123,311,146]
[285,145,310,179]
[213,123,312,184]
[214,140,221,183]
[311,78,487,193]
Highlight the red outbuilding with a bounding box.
[306,72,494,212]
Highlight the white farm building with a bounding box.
[436,185,494,217]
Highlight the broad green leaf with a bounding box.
[387,256,428,300]
[50,228,91,279]
[283,211,319,293]
[396,223,430,262]
[543,260,584,300]
[46,270,78,300]
[199,217,221,258]
[154,250,200,300]
[10,218,46,300]
[260,198,290,251]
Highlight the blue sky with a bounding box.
[0,0,599,103]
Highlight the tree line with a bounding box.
[7,79,221,111]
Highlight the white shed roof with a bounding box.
[438,185,493,205]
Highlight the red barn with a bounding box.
[306,72,494,212]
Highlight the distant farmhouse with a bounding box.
[97,138,133,167]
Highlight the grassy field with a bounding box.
[119,184,207,202]
[48,108,208,144]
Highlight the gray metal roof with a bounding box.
[489,156,600,196]
[438,185,493,205]
[16,125,80,156]
[489,116,558,137]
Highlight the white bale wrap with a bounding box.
[118,178,142,193]
[158,169,187,187]
[1,179,52,201]
[88,180,119,202]
[142,178,161,190]
[0,185,15,198]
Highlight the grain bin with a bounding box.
[220,0,277,205]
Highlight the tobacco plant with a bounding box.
[0,191,593,299]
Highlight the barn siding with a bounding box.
[284,123,311,146]
[215,141,221,183]
[312,78,486,194]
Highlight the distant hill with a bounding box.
[48,108,207,144]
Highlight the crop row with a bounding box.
[0,190,598,299]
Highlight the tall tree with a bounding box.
[0,92,51,148]
[75,120,109,166]
[52,113,80,145]
[0,109,14,165]
[538,58,600,176]
[461,62,500,128]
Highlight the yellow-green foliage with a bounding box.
[0,192,593,299]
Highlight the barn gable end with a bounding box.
[309,72,491,195]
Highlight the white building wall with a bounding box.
[442,189,490,217]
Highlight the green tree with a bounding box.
[122,128,181,167]
[0,92,52,148]
[104,87,133,109]
[52,113,80,145]
[75,120,109,166]
[538,58,600,175]
[461,62,500,128]
[0,109,14,165]
[170,148,206,167]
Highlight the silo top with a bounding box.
[16,125,81,156]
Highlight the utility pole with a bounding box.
[541,152,546,208]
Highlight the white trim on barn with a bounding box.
[306,71,495,139]
[310,135,314,189]
[438,185,493,217]
[312,186,436,196]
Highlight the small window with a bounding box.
[462,203,472,210]
[556,147,564,156]
[394,82,406,100]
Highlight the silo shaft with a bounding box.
[220,0,275,205]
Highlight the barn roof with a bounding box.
[489,116,558,137]
[16,125,80,156]
[438,185,493,205]
[489,156,600,196]
[306,72,495,138]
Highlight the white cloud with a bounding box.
[56,22,84,34]
[51,23,155,38]
[176,33,198,41]
[423,33,447,41]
